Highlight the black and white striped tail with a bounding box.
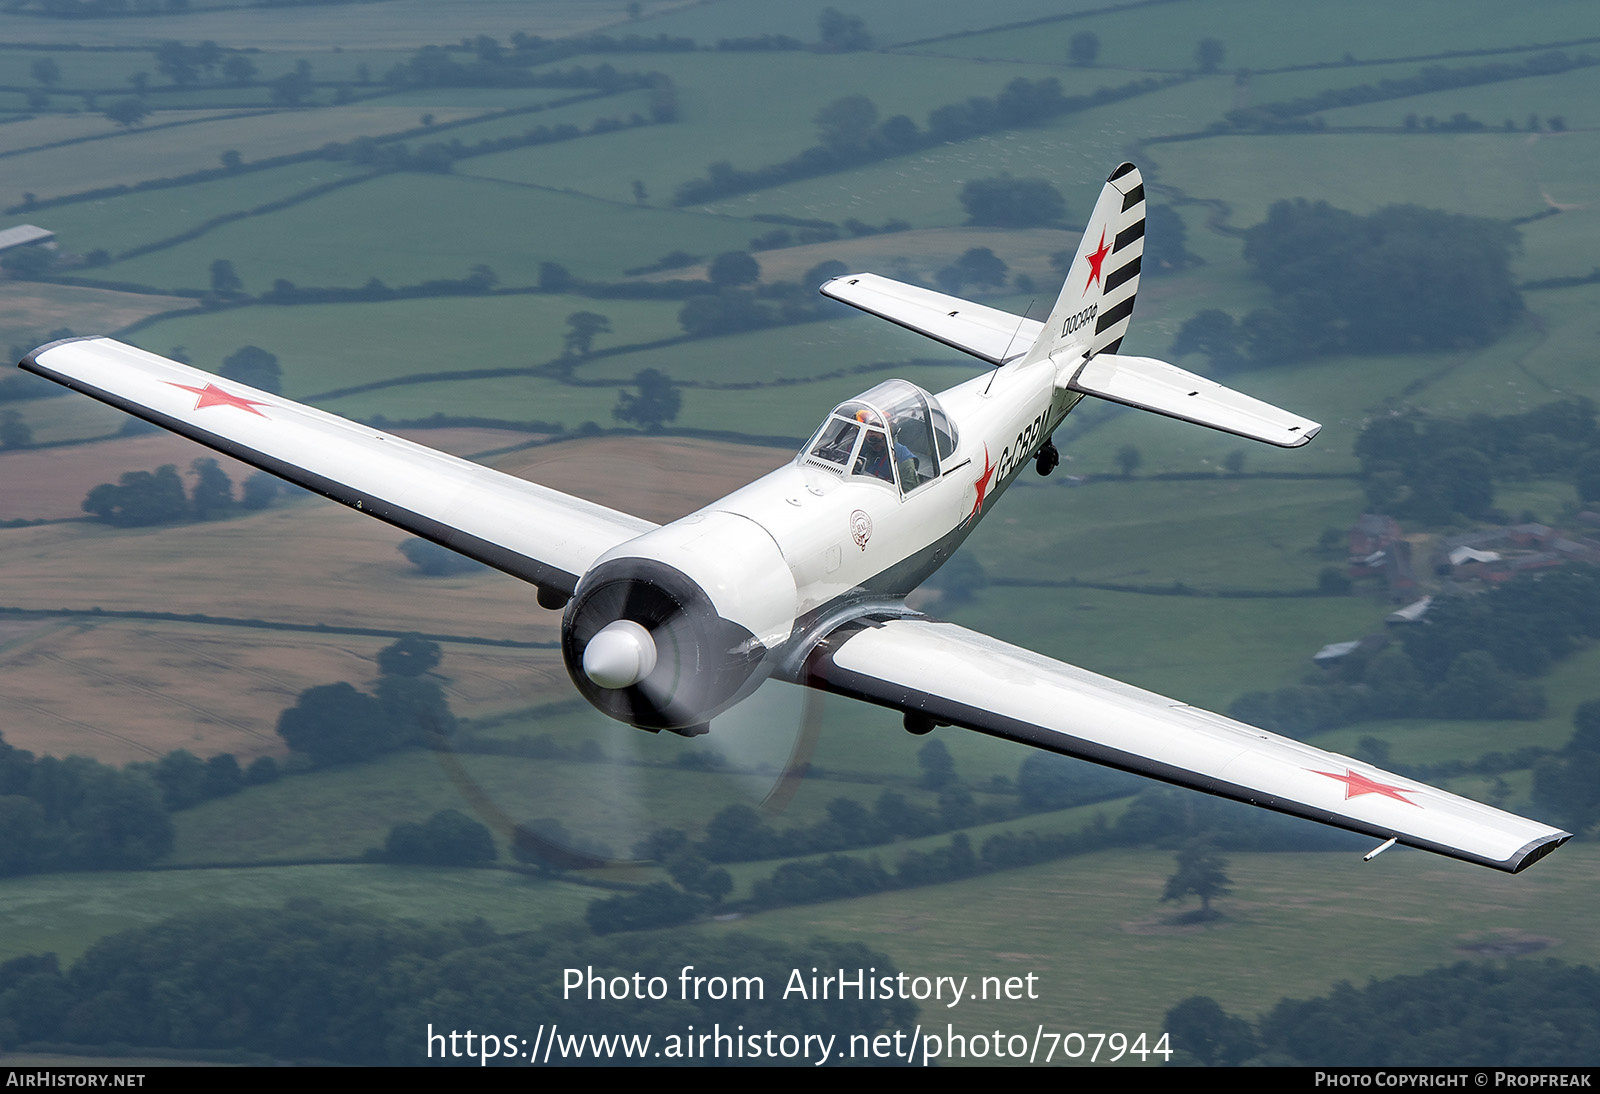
[1027,162,1145,364]
[1092,162,1144,356]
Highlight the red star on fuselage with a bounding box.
[965,445,997,525]
[1082,228,1110,296]
[167,381,271,418]
[1312,768,1420,806]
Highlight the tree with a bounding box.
[707,250,760,288]
[30,58,60,88]
[1570,699,1600,754]
[917,738,955,790]
[631,179,648,206]
[1068,31,1100,66]
[1164,996,1258,1066]
[1172,309,1241,373]
[1161,838,1232,917]
[1115,444,1142,478]
[0,411,31,450]
[220,345,280,393]
[1573,449,1600,504]
[563,311,611,357]
[1241,200,1522,360]
[813,94,878,154]
[1144,204,1197,275]
[1412,446,1493,521]
[219,149,243,171]
[208,259,243,297]
[270,64,314,106]
[613,368,681,433]
[384,809,494,865]
[1195,37,1226,73]
[154,40,200,86]
[937,247,1008,294]
[104,97,149,128]
[276,682,393,766]
[1,246,52,278]
[222,54,256,85]
[377,634,442,678]
[377,676,456,743]
[538,261,573,292]
[188,458,234,519]
[240,470,279,510]
[817,7,872,52]
[153,749,208,810]
[81,465,191,527]
[70,768,173,868]
[958,177,1066,228]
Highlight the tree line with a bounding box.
[0,634,456,879]
[1174,200,1522,370]
[1166,960,1600,1066]
[1230,564,1600,739]
[673,73,1176,206]
[1355,397,1600,521]
[0,903,915,1064]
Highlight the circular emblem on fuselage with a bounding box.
[850,508,873,550]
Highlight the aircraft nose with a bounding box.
[582,619,658,689]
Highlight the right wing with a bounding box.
[21,337,656,595]
[821,273,1045,365]
[799,616,1569,873]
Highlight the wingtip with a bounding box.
[1507,830,1571,873]
[19,334,104,372]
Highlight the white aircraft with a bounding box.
[20,164,1568,873]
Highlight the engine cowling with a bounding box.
[561,513,798,732]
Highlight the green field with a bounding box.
[126,293,688,396]
[914,0,1600,70]
[0,0,1596,1065]
[722,842,1600,1038]
[98,174,760,291]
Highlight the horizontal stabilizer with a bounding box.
[821,273,1044,365]
[1065,353,1321,448]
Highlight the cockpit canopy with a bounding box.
[800,379,958,493]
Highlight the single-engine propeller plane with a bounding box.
[20,164,1569,873]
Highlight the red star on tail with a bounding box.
[1313,768,1420,806]
[167,381,271,418]
[1082,228,1110,295]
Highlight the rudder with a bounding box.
[1024,163,1145,364]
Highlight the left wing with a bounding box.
[21,337,656,595]
[799,616,1569,873]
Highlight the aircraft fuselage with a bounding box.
[561,354,1083,733]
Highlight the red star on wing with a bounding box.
[1082,228,1110,296]
[1313,768,1420,806]
[965,445,997,525]
[166,381,271,418]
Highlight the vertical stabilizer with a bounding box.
[1023,162,1145,364]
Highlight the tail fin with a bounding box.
[1024,162,1144,364]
